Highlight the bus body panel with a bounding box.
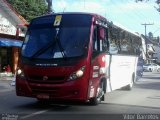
[106,55,137,90]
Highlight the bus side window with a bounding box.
[92,26,108,57]
[93,26,98,51]
[102,29,109,52]
[98,27,108,52]
[108,29,119,55]
[92,26,101,58]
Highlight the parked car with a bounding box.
[143,63,160,72]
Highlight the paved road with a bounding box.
[0,72,160,120]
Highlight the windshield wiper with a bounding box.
[30,28,67,59]
[56,37,67,59]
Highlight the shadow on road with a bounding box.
[134,72,160,90]
[147,96,160,100]
[15,99,95,112]
[141,76,160,80]
[15,101,72,111]
[134,81,160,90]
[101,102,160,110]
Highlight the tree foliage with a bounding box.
[135,0,160,12]
[7,0,48,22]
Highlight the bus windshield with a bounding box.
[21,14,91,59]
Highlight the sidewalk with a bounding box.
[0,72,16,86]
[0,72,15,93]
[0,72,14,81]
[0,80,15,92]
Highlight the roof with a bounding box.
[0,0,28,27]
[0,0,27,47]
[141,34,158,45]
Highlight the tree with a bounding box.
[6,0,48,22]
[135,0,160,12]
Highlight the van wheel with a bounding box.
[89,81,105,105]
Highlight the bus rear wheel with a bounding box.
[89,81,105,105]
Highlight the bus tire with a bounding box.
[89,80,105,105]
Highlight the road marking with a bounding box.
[20,109,50,119]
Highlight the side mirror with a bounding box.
[99,28,105,40]
[16,24,29,39]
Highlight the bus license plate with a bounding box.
[37,94,49,99]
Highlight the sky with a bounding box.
[52,0,160,37]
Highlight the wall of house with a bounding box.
[153,45,160,64]
[0,14,16,35]
[0,13,22,74]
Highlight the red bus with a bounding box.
[16,12,143,105]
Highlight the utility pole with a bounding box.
[141,23,154,63]
[141,23,154,37]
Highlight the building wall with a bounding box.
[12,47,20,73]
[0,12,22,74]
[0,47,12,72]
[0,14,16,35]
[153,45,160,64]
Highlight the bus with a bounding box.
[16,12,143,105]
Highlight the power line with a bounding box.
[109,0,149,30]
[108,0,158,35]
[153,27,160,34]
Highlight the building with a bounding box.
[141,35,160,64]
[0,0,27,75]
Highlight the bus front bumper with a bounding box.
[16,77,88,102]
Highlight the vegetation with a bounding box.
[7,0,48,22]
[135,0,160,12]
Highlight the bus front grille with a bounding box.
[29,83,60,95]
[27,75,66,84]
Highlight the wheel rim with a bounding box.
[96,82,104,101]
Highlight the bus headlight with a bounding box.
[17,69,22,74]
[68,66,85,81]
[16,68,25,78]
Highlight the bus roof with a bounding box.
[33,12,140,37]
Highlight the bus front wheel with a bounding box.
[89,81,105,105]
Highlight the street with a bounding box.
[0,72,160,120]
